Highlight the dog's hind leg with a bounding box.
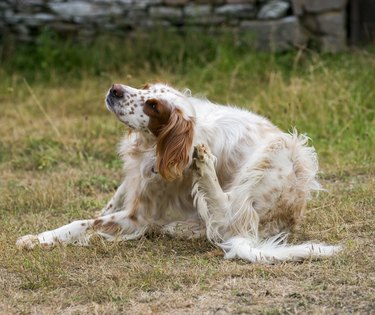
[191,144,232,242]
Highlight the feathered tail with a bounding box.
[220,234,341,263]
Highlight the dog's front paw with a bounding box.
[16,234,40,250]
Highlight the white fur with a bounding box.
[220,235,341,263]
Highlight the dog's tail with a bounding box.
[219,234,341,263]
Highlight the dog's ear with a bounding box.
[156,108,194,181]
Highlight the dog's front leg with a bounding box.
[98,180,127,216]
[16,209,148,250]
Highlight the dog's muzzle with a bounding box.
[106,83,125,109]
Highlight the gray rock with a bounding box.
[49,2,107,18]
[4,12,25,24]
[23,13,56,26]
[316,11,345,36]
[25,0,45,5]
[292,0,347,14]
[300,13,318,32]
[117,0,135,4]
[226,0,257,3]
[195,0,225,4]
[241,16,307,51]
[301,11,345,36]
[149,6,183,20]
[0,2,10,9]
[90,0,133,3]
[215,4,256,18]
[164,0,189,5]
[185,14,226,25]
[123,9,148,26]
[184,4,211,17]
[134,0,163,9]
[257,0,290,20]
[291,0,303,15]
[319,34,346,52]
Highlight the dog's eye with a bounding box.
[146,100,159,113]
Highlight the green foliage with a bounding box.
[1,30,374,171]
[76,175,118,195]
[12,137,62,170]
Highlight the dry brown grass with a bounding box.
[0,47,374,314]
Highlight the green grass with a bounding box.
[0,32,374,314]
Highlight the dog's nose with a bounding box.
[110,84,124,98]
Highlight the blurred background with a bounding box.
[0,0,374,172]
[1,0,375,50]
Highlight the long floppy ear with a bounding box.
[156,108,194,181]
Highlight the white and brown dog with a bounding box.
[16,83,341,263]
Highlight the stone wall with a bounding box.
[0,0,348,52]
[293,0,348,52]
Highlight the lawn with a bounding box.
[0,33,374,314]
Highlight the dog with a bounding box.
[16,83,341,263]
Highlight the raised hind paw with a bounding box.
[192,144,216,175]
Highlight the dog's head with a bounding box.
[105,83,195,181]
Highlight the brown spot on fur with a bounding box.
[93,219,103,229]
[257,159,272,170]
[267,139,286,152]
[258,195,306,238]
[129,197,140,218]
[81,222,86,226]
[92,219,123,235]
[100,221,123,235]
[129,213,138,223]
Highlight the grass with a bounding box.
[0,32,374,314]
